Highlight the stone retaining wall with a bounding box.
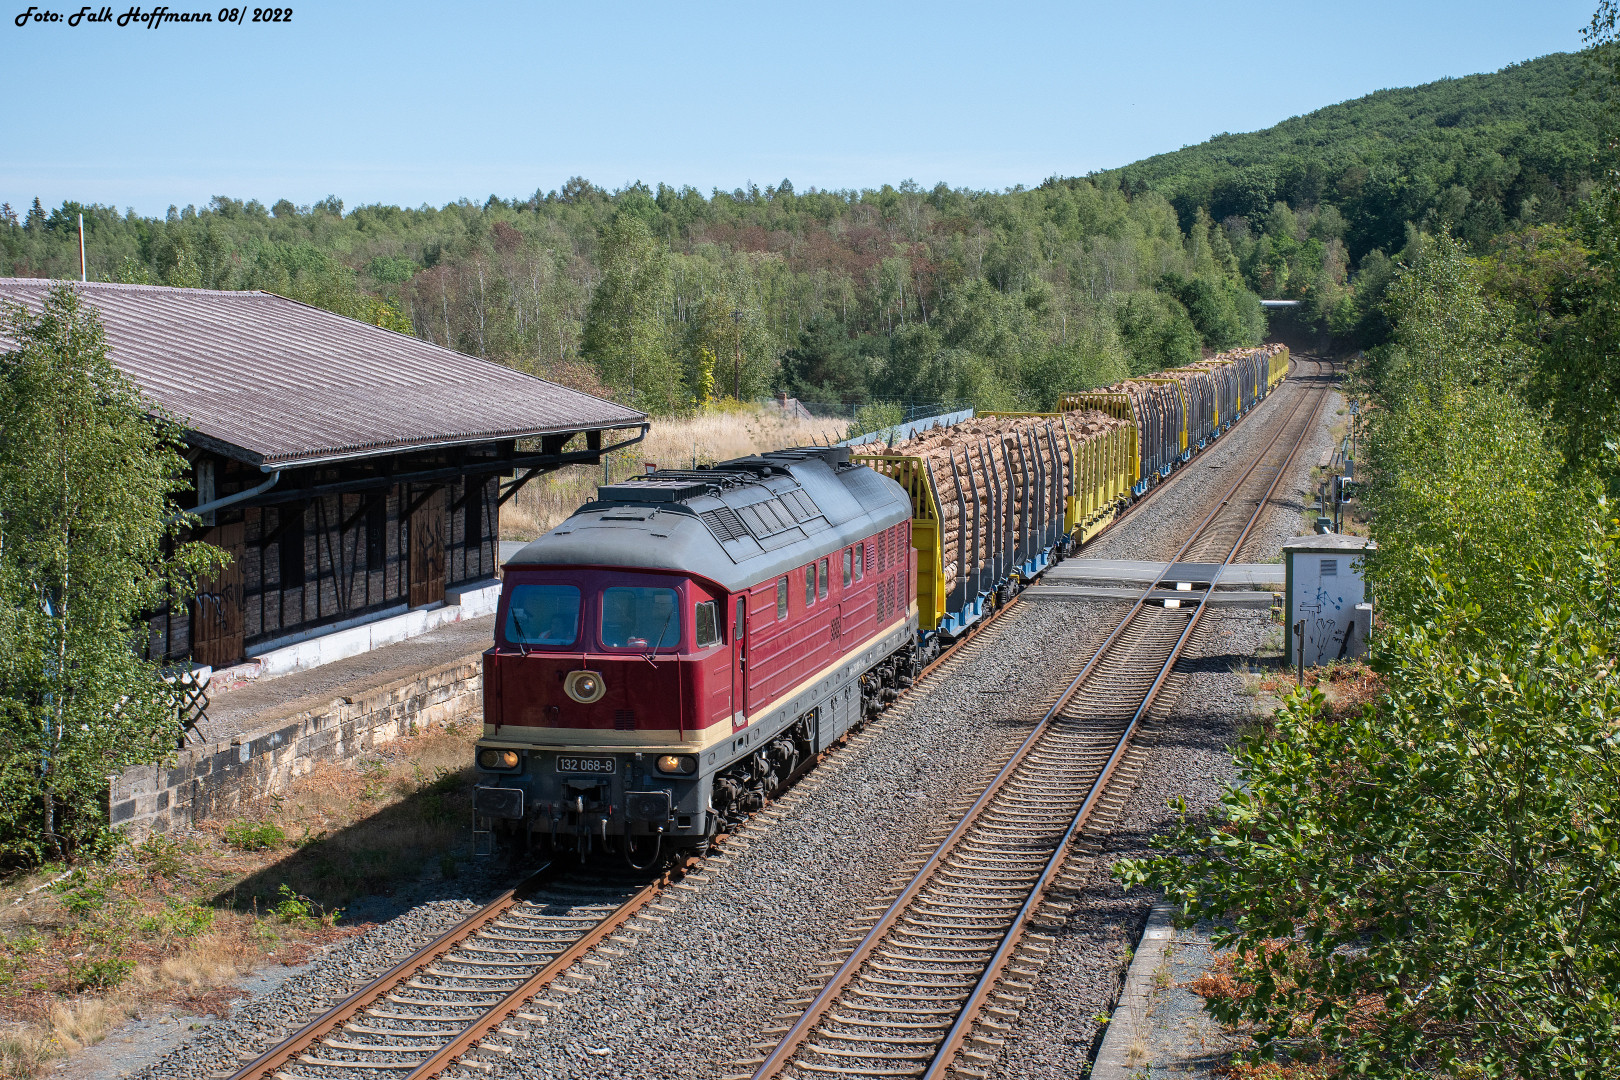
[109,653,483,837]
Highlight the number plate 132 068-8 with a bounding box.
[555,756,615,775]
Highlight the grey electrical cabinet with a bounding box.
[1283,534,1376,666]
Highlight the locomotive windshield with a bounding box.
[505,584,581,647]
[601,586,681,650]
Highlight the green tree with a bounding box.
[1160,271,1264,350]
[0,286,223,864]
[778,320,874,404]
[1111,291,1201,374]
[680,291,777,403]
[581,213,679,412]
[1120,194,1620,1078]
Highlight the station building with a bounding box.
[0,279,646,677]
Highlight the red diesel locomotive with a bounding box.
[473,447,919,861]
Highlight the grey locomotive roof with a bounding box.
[0,279,645,468]
[506,447,913,592]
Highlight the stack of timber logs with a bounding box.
[886,410,1125,596]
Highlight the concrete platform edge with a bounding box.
[1092,899,1175,1080]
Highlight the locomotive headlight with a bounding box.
[479,749,520,770]
[564,670,606,703]
[655,754,697,776]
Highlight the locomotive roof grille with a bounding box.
[597,478,716,503]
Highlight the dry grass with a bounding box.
[1232,662,1268,699]
[1215,1064,1333,1080]
[502,405,848,539]
[1243,659,1382,714]
[0,719,482,1077]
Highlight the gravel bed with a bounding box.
[133,898,484,1080]
[992,608,1272,1079]
[482,600,1130,1080]
[1244,383,1345,562]
[1080,365,1334,564]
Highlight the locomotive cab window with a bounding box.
[694,600,722,649]
[842,549,852,587]
[804,565,815,606]
[601,586,681,650]
[777,576,789,620]
[818,558,829,600]
[505,584,581,647]
[854,544,863,580]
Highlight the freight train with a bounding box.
[472,345,1289,861]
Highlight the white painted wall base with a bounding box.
[236,579,501,681]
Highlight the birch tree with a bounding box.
[0,285,222,863]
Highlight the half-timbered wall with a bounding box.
[147,458,500,667]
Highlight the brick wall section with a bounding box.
[109,653,484,837]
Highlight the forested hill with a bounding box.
[1099,51,1599,261]
[0,50,1602,415]
[0,181,1266,416]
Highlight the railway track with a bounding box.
[225,869,666,1080]
[223,360,1327,1080]
[737,358,1334,1080]
[1179,355,1336,564]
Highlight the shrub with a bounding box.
[272,884,339,927]
[138,901,214,941]
[67,957,132,992]
[222,820,285,851]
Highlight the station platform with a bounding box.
[198,615,495,744]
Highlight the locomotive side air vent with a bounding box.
[700,507,749,542]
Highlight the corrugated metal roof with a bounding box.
[0,279,645,468]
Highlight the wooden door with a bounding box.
[409,488,446,608]
[192,521,244,668]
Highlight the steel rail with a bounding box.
[399,880,667,1077]
[225,866,667,1080]
[225,866,559,1080]
[748,356,1334,1080]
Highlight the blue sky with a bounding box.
[1,0,1597,214]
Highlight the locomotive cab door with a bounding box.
[730,596,746,731]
